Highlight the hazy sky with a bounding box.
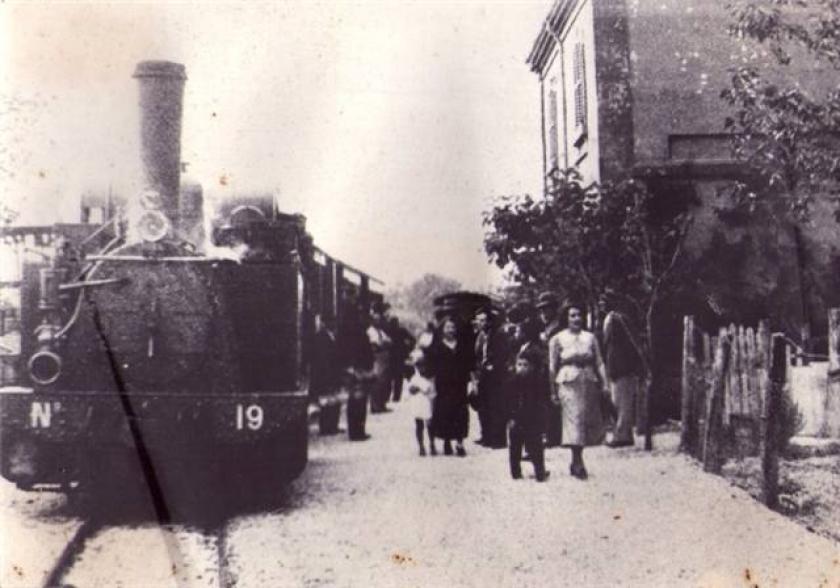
[1,1,548,289]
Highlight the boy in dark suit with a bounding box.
[507,346,550,482]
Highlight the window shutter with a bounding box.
[548,89,559,169]
[573,42,587,135]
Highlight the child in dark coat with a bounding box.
[507,347,550,482]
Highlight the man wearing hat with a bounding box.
[472,307,509,447]
[340,300,373,441]
[536,292,563,447]
[367,301,393,413]
[536,292,562,343]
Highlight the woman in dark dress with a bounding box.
[428,316,474,456]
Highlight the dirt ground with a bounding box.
[721,446,840,544]
[2,402,839,587]
[223,409,840,588]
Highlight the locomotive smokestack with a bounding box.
[133,61,187,223]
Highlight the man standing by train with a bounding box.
[309,314,342,435]
[341,296,373,441]
[367,301,393,413]
[386,317,414,403]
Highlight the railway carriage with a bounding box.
[0,61,380,511]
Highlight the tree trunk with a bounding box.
[643,299,656,451]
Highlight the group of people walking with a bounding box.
[407,290,648,482]
[307,289,647,484]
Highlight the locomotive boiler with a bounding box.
[0,61,379,513]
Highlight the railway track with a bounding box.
[41,518,103,588]
[39,512,237,587]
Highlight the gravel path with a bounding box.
[227,402,840,587]
[2,400,839,587]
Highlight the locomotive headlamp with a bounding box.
[28,349,62,386]
[139,189,163,210]
[137,209,170,242]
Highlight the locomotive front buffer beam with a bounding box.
[0,388,308,491]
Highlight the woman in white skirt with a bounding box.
[405,349,437,456]
[548,302,608,479]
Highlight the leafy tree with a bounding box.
[484,169,694,445]
[721,0,840,219]
[721,0,840,346]
[387,273,462,331]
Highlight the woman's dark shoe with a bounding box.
[419,447,427,456]
[511,471,523,480]
[430,446,438,456]
[570,463,588,480]
[536,471,550,482]
[443,441,453,456]
[456,445,467,457]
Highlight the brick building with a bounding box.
[527,0,840,352]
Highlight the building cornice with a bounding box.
[526,0,579,75]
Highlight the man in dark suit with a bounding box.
[367,301,393,413]
[536,292,563,447]
[537,292,562,344]
[309,314,341,435]
[473,308,509,448]
[341,302,373,441]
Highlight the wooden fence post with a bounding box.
[756,320,771,442]
[725,323,739,424]
[762,333,786,509]
[704,328,730,473]
[745,327,758,418]
[698,335,718,458]
[680,316,696,453]
[826,309,840,438]
[643,380,653,451]
[800,323,811,367]
[738,326,750,416]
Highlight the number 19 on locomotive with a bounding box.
[235,404,264,430]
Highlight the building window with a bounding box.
[548,88,559,170]
[572,41,587,146]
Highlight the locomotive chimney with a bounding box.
[133,61,187,223]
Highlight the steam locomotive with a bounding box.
[0,61,381,507]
